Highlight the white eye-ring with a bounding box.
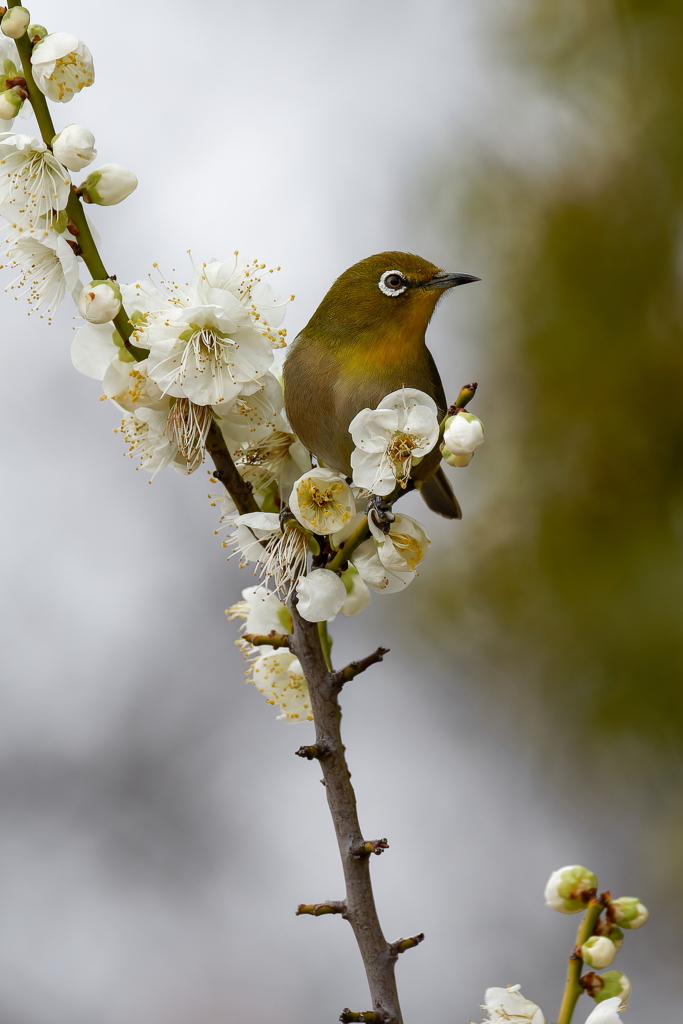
[378,270,408,297]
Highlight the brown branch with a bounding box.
[205,422,260,515]
[296,901,347,917]
[389,934,425,956]
[332,647,390,687]
[242,631,291,649]
[290,606,404,1024]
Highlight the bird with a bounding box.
[283,251,480,519]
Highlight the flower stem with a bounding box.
[9,10,146,357]
[317,620,333,670]
[328,519,371,572]
[557,901,604,1024]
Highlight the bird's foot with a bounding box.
[365,494,395,534]
[279,505,295,533]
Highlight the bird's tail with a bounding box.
[419,467,462,520]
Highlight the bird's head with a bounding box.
[305,251,480,347]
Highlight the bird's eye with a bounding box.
[378,270,408,297]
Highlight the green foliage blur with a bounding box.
[425,0,683,760]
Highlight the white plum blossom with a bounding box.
[249,649,312,722]
[368,512,430,573]
[116,406,183,478]
[77,279,121,323]
[31,32,94,102]
[227,585,293,643]
[142,266,276,408]
[290,468,355,535]
[583,997,623,1023]
[0,132,71,229]
[608,897,649,930]
[72,319,129,380]
[544,865,598,914]
[581,935,618,969]
[340,565,371,616]
[351,538,415,594]
[441,410,485,467]
[230,511,309,597]
[52,124,97,171]
[216,370,284,442]
[2,225,80,311]
[296,568,347,622]
[79,163,137,206]
[202,253,289,346]
[1,7,30,39]
[101,358,167,413]
[482,984,545,1024]
[350,388,440,495]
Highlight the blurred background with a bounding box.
[1,0,680,1020]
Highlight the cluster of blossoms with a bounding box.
[481,865,648,1023]
[0,15,136,321]
[0,7,486,724]
[226,386,483,720]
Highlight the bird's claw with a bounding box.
[365,494,395,534]
[279,505,295,533]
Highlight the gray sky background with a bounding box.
[0,2,675,1022]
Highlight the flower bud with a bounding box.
[1,7,30,39]
[78,163,137,206]
[77,280,121,324]
[0,85,23,120]
[544,865,598,914]
[52,123,96,171]
[593,919,624,949]
[580,936,617,969]
[582,970,631,1006]
[608,896,648,929]
[27,23,46,42]
[441,410,484,467]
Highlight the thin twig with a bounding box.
[388,934,424,956]
[332,648,389,687]
[242,631,291,649]
[557,897,607,1024]
[353,839,389,859]
[296,901,347,917]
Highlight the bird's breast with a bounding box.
[283,329,441,476]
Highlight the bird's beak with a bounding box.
[424,271,481,290]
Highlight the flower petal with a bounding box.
[296,569,347,622]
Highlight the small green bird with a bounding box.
[283,251,479,519]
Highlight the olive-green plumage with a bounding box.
[283,252,479,518]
